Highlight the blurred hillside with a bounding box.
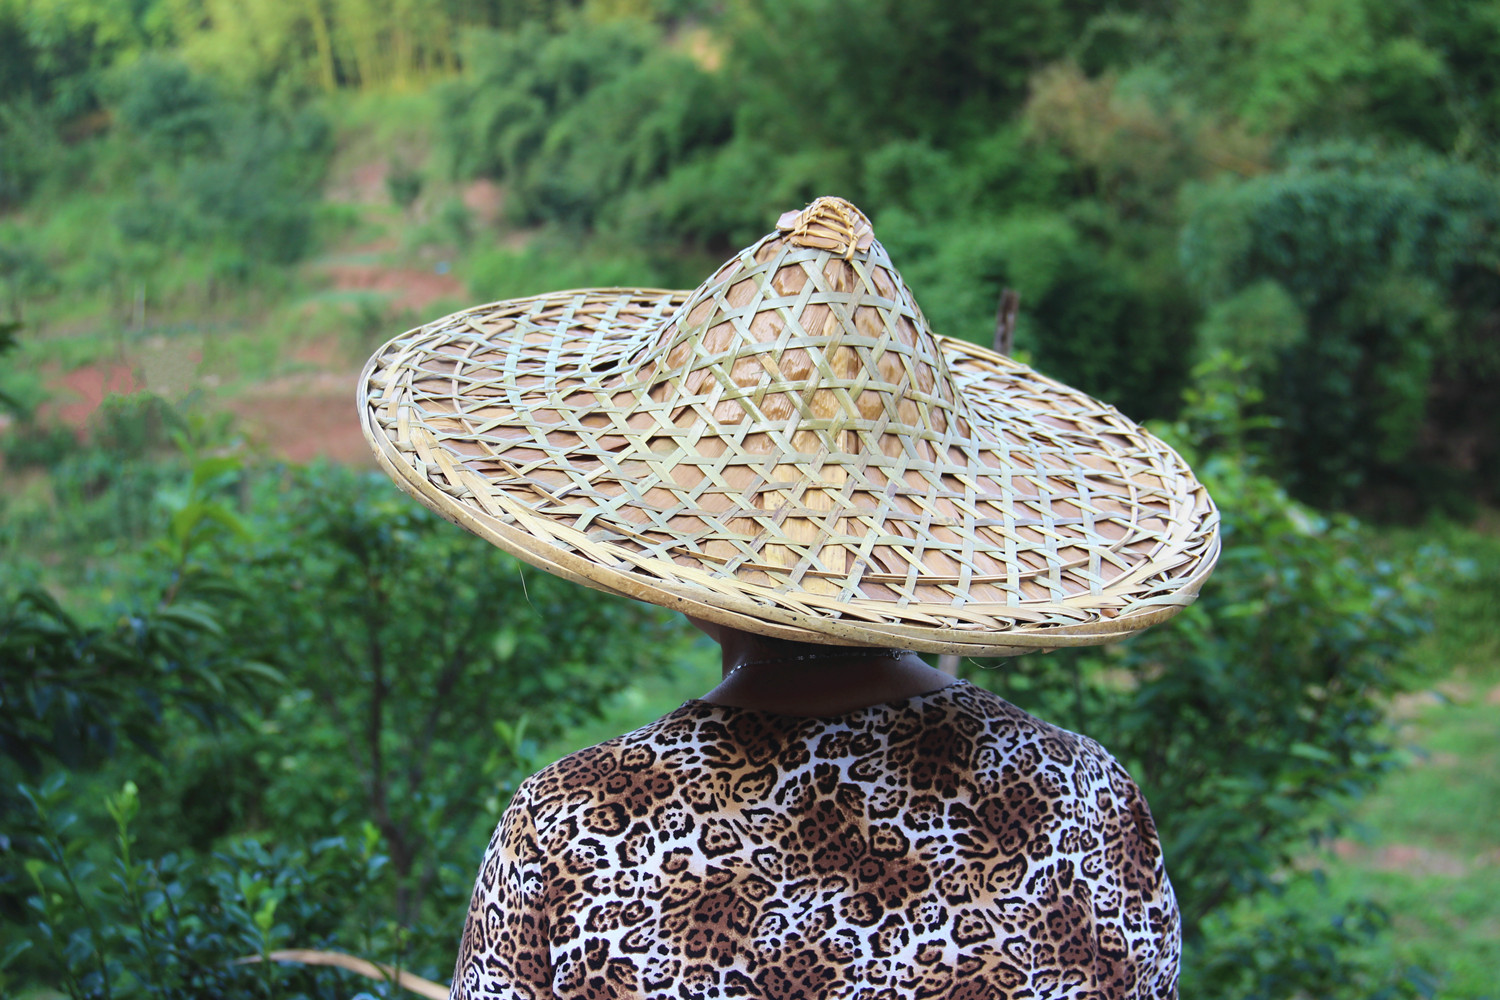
[3,0,1497,511]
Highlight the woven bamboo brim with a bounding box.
[360,198,1219,656]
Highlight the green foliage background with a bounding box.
[2,0,1498,997]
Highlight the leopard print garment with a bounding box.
[453,681,1179,1000]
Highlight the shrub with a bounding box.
[385,159,423,211]
[466,233,706,302]
[107,58,333,271]
[11,775,412,1000]
[727,0,1079,150]
[0,419,78,471]
[1180,140,1500,509]
[190,462,687,926]
[2,451,699,994]
[0,320,34,419]
[110,57,221,159]
[0,484,271,780]
[0,98,72,209]
[965,354,1437,995]
[0,225,56,322]
[441,20,730,231]
[875,208,1194,421]
[1,393,203,554]
[1190,898,1438,1000]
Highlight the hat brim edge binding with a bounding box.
[358,324,1219,657]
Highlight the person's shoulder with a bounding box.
[515,701,711,805]
[945,680,1120,770]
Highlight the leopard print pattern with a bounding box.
[453,681,1179,999]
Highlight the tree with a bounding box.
[1180,141,1500,509]
[726,0,1079,150]
[210,463,684,925]
[105,56,333,272]
[441,19,730,230]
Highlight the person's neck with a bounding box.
[698,630,957,717]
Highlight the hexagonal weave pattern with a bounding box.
[360,204,1218,655]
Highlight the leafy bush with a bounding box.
[182,461,686,925]
[726,0,1078,150]
[11,776,406,1000]
[874,207,1193,420]
[466,232,709,302]
[965,354,1437,996]
[441,20,730,230]
[1191,898,1438,1000]
[22,449,172,552]
[2,445,697,995]
[0,224,56,322]
[0,393,204,554]
[1181,140,1500,509]
[0,450,272,781]
[89,392,184,458]
[108,57,333,270]
[0,0,163,122]
[0,584,269,779]
[110,56,221,159]
[0,419,81,471]
[0,97,74,209]
[0,450,280,979]
[0,319,30,417]
[385,159,423,211]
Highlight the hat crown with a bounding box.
[643,199,959,457]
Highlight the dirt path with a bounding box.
[226,370,376,466]
[229,231,474,464]
[316,259,465,315]
[37,363,144,428]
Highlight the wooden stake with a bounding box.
[993,288,1020,357]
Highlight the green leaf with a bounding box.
[154,602,225,639]
[190,455,242,489]
[229,660,286,686]
[0,938,33,971]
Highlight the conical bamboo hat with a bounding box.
[359,198,1219,655]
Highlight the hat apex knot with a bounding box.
[775,196,875,259]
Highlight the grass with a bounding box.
[1300,680,1500,998]
[5,141,407,409]
[1246,524,1500,998]
[318,88,444,165]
